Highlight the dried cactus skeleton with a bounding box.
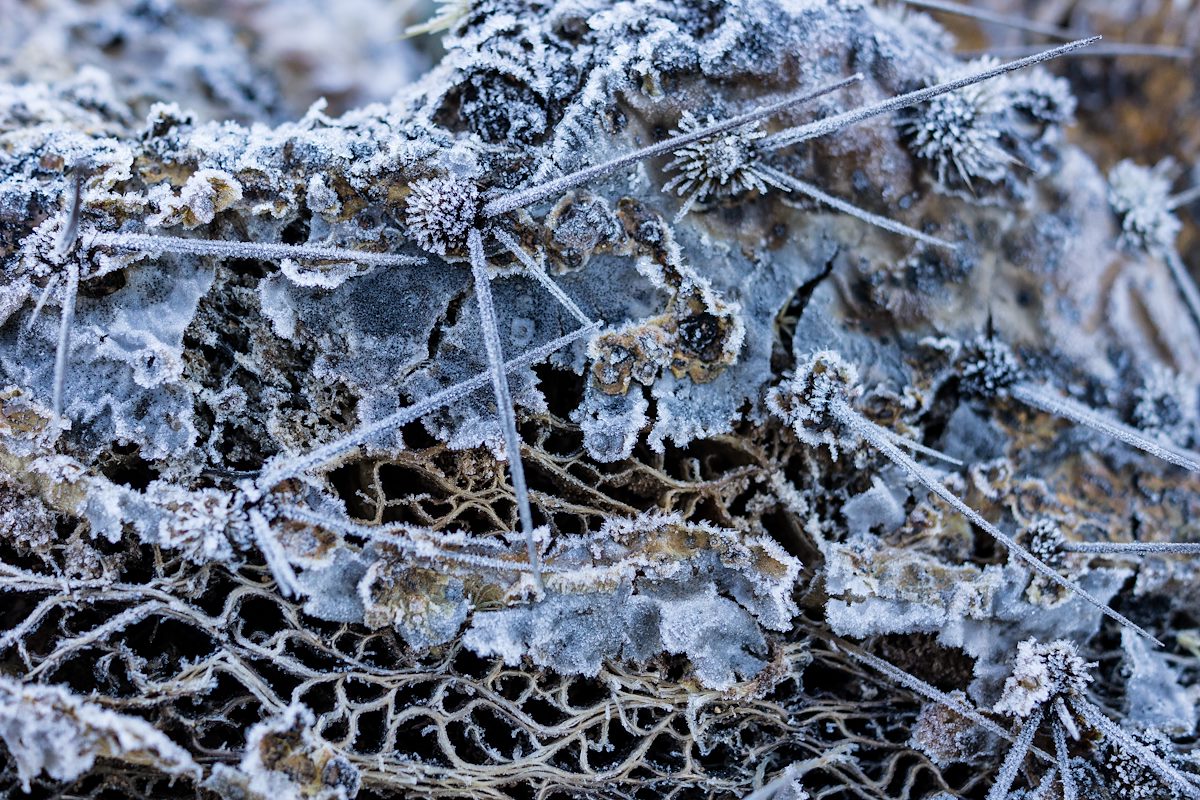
[2,0,1200,798]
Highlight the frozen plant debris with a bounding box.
[1108,159,1182,254]
[205,703,360,800]
[460,511,802,689]
[902,57,1016,189]
[2,1,1200,798]
[405,175,480,256]
[993,638,1095,719]
[766,350,862,459]
[0,676,200,791]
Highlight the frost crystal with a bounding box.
[1100,728,1200,800]
[958,337,1023,397]
[1132,364,1195,438]
[1024,518,1067,570]
[994,639,1095,719]
[405,175,480,255]
[902,57,1015,189]
[1108,160,1182,253]
[766,350,862,459]
[1008,67,1077,125]
[0,676,200,791]
[662,111,775,216]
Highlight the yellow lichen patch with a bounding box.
[149,168,244,229]
[585,234,744,393]
[134,157,196,189]
[0,387,51,437]
[361,561,472,631]
[589,321,672,395]
[277,518,341,565]
[826,534,1000,618]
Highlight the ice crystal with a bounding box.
[1024,518,1068,570]
[1100,728,1200,800]
[958,337,1024,397]
[766,350,862,459]
[405,175,480,256]
[662,111,776,217]
[994,639,1095,719]
[902,57,1016,189]
[1108,159,1182,253]
[1132,365,1195,439]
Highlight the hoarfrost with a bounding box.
[0,676,199,791]
[464,512,801,689]
[1108,159,1182,253]
[205,703,360,800]
[993,639,1094,719]
[1122,630,1197,735]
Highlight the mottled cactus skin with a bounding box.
[1,1,1199,799]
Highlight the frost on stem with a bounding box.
[256,321,599,489]
[986,706,1045,800]
[405,175,480,256]
[1011,382,1200,475]
[957,338,1200,474]
[985,640,1098,800]
[766,350,862,460]
[1099,727,1200,800]
[825,375,1157,641]
[405,0,471,37]
[894,0,1083,40]
[1106,160,1200,334]
[765,38,1096,150]
[756,163,956,248]
[1075,701,1200,800]
[770,351,1150,639]
[467,227,543,590]
[481,73,865,218]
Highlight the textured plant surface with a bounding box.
[2,1,1200,798]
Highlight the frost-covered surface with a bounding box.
[204,703,360,800]
[0,676,199,790]
[2,0,1200,798]
[463,512,801,690]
